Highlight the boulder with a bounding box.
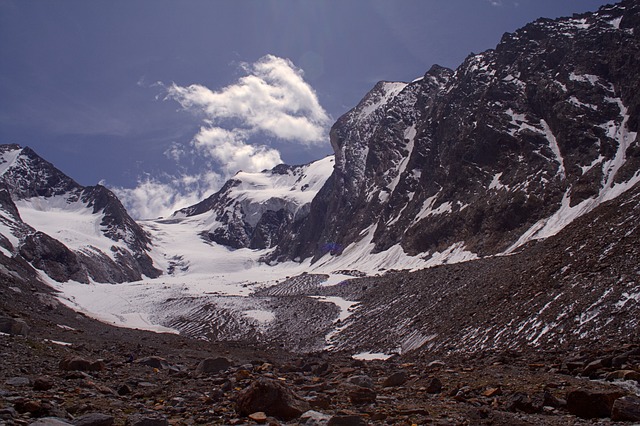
[425,377,443,394]
[124,414,168,426]
[348,386,377,404]
[612,396,640,422]
[59,357,104,372]
[73,413,114,426]
[236,378,310,421]
[29,418,73,426]
[33,376,54,391]
[135,356,169,370]
[566,388,625,419]
[0,316,29,336]
[346,375,374,389]
[327,415,368,425]
[195,357,232,375]
[383,370,408,387]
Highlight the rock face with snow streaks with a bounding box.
[0,144,160,283]
[270,0,640,263]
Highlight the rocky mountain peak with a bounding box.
[0,144,160,283]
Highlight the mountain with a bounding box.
[171,156,334,251]
[267,0,640,264]
[0,0,639,359]
[0,144,161,283]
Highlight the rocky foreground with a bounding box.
[1,275,640,426]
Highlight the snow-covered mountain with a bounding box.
[0,144,160,283]
[171,156,334,250]
[1,1,639,356]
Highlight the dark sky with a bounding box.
[0,0,614,217]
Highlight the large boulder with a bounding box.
[566,388,625,419]
[0,316,29,336]
[236,378,310,421]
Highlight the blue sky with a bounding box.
[0,0,613,218]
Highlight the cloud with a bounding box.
[110,171,223,220]
[192,126,282,174]
[166,54,330,145]
[114,55,329,220]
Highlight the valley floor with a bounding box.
[1,273,640,425]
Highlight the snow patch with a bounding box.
[352,352,393,361]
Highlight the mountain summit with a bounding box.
[267,0,639,264]
[0,144,160,283]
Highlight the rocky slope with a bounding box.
[0,144,160,283]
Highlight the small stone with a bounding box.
[348,386,377,404]
[383,371,408,387]
[235,369,252,380]
[327,415,367,426]
[308,394,332,409]
[425,377,443,394]
[125,414,169,426]
[482,387,501,397]
[59,357,104,372]
[195,357,232,375]
[248,411,268,423]
[612,396,640,422]
[33,376,54,391]
[300,410,332,425]
[5,377,30,386]
[117,383,132,396]
[73,413,115,426]
[346,375,374,389]
[0,406,17,419]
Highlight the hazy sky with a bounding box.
[0,0,613,218]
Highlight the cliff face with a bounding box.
[269,0,640,264]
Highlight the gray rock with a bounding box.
[0,406,17,419]
[348,386,377,405]
[236,378,310,421]
[300,410,331,426]
[346,375,374,389]
[59,356,104,372]
[327,415,368,426]
[135,356,169,370]
[383,370,408,387]
[124,414,168,426]
[5,377,30,386]
[612,396,640,422]
[195,357,232,375]
[29,418,73,426]
[0,316,29,336]
[73,413,114,426]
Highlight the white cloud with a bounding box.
[192,126,282,174]
[114,55,329,220]
[110,171,223,220]
[166,54,330,145]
